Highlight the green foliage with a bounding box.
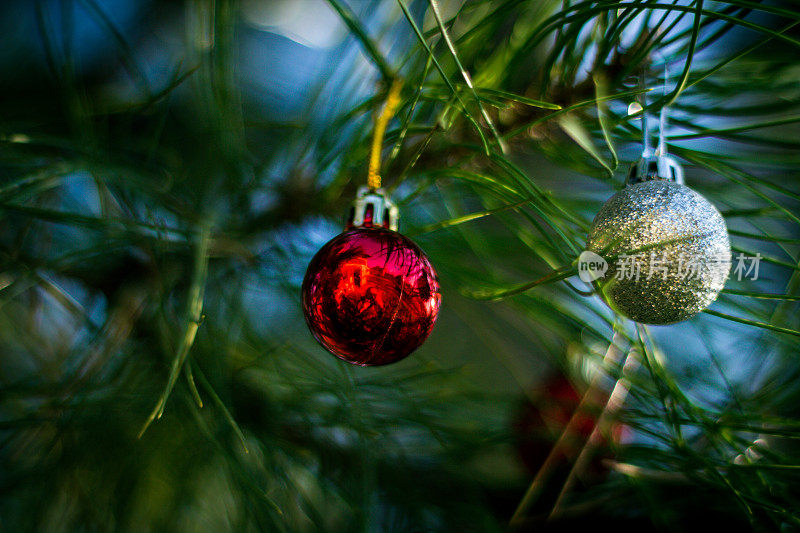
[1,0,799,530]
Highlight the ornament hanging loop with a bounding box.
[627,63,684,187]
[352,77,404,231]
[656,61,669,157]
[367,77,404,190]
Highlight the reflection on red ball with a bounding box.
[302,228,441,366]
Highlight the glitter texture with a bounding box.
[586,180,731,325]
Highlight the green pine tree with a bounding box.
[0,0,799,530]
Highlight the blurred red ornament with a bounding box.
[301,188,441,366]
[514,375,627,476]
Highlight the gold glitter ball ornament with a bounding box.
[585,180,731,325]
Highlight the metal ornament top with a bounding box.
[626,67,685,187]
[347,186,399,231]
[626,153,684,186]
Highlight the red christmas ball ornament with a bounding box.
[513,374,628,476]
[302,187,441,366]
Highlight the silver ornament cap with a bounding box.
[585,180,731,325]
[626,154,684,186]
[347,186,399,230]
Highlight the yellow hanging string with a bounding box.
[367,77,404,190]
